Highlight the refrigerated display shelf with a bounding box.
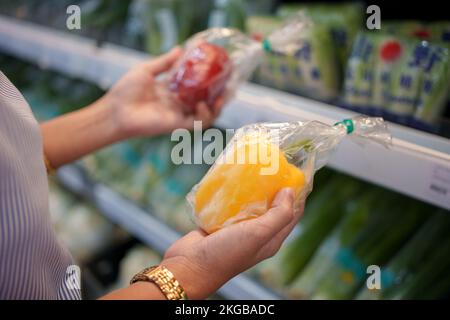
[56,164,281,300]
[1,15,448,210]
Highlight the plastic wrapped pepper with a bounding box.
[187,116,391,234]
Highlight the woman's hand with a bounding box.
[100,188,302,300]
[162,188,303,300]
[103,47,224,139]
[41,47,224,169]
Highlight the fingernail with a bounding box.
[283,188,294,201]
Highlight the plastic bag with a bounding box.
[247,12,340,102]
[166,13,314,113]
[186,116,391,234]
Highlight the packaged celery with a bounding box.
[371,35,408,114]
[248,12,339,101]
[257,175,361,291]
[186,116,391,234]
[342,32,377,109]
[311,199,429,300]
[386,41,426,124]
[277,2,363,71]
[357,210,450,300]
[413,44,450,126]
[287,187,386,299]
[245,16,285,89]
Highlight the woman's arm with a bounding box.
[100,188,302,300]
[41,97,121,169]
[99,282,167,300]
[41,47,222,169]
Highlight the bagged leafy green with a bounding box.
[386,41,424,123]
[342,32,377,108]
[247,12,339,101]
[413,44,450,125]
[371,35,408,114]
[277,2,363,70]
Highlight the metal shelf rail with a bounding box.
[1,15,449,210]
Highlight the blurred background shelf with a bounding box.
[56,164,281,300]
[1,14,448,210]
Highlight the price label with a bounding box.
[426,164,450,209]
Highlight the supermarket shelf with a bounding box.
[56,165,281,300]
[1,14,449,210]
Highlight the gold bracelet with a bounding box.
[130,265,188,300]
[43,153,55,175]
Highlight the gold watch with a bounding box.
[130,265,188,300]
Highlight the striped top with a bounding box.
[0,71,81,299]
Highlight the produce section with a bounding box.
[1,1,449,301]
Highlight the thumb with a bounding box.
[251,188,295,237]
[271,188,295,209]
[146,46,183,75]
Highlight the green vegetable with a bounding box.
[277,2,363,70]
[258,175,362,289]
[387,40,424,121]
[386,233,450,299]
[287,187,386,299]
[357,210,450,299]
[343,32,377,107]
[414,44,450,124]
[371,34,408,111]
[311,198,429,299]
[250,13,339,101]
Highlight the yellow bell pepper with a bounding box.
[194,134,305,233]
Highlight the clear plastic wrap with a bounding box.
[186,116,391,234]
[166,13,314,112]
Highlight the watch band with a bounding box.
[130,265,188,300]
